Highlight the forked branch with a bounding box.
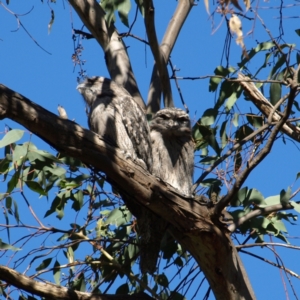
[146,0,195,114]
[69,0,144,109]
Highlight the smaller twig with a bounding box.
[169,59,189,113]
[73,29,94,39]
[239,249,300,279]
[236,242,300,250]
[0,2,51,55]
[21,192,45,228]
[119,32,149,45]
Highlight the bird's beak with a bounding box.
[76,83,85,91]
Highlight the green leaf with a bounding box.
[169,292,187,300]
[13,198,20,223]
[127,242,138,260]
[53,260,61,285]
[25,181,47,196]
[5,196,12,211]
[7,169,21,193]
[196,125,220,156]
[28,149,60,163]
[156,273,169,288]
[231,187,248,207]
[290,201,300,213]
[116,283,129,294]
[243,188,265,208]
[12,144,28,164]
[36,258,52,271]
[270,219,288,233]
[201,108,218,126]
[225,85,242,112]
[219,120,228,149]
[199,156,218,165]
[246,114,263,128]
[233,113,239,127]
[105,206,131,227]
[215,81,236,109]
[117,0,131,27]
[209,66,235,92]
[269,54,286,79]
[280,187,291,206]
[44,192,69,219]
[43,166,66,177]
[264,195,280,206]
[0,130,24,148]
[269,82,282,108]
[0,238,21,251]
[174,256,183,267]
[72,273,86,292]
[238,42,275,69]
[235,125,254,142]
[200,178,222,188]
[72,190,83,211]
[135,0,145,16]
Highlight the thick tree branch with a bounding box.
[0,266,153,300]
[0,84,255,300]
[146,0,195,114]
[215,74,298,215]
[69,0,144,109]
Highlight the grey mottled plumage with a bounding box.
[77,77,152,171]
[139,108,194,274]
[150,108,194,196]
[77,76,156,274]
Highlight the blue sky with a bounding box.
[1,0,300,299]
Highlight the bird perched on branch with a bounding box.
[150,108,194,197]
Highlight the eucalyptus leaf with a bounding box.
[36,257,53,271]
[0,130,24,148]
[0,238,21,251]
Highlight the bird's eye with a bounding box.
[160,115,169,120]
[178,117,188,123]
